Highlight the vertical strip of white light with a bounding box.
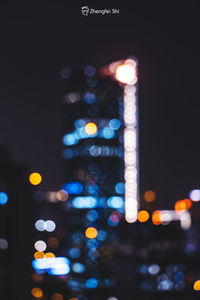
[124,81,138,223]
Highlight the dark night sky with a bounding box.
[0,1,200,208]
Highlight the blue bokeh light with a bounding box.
[107,196,124,209]
[63,134,78,146]
[0,192,8,205]
[115,182,125,194]
[72,196,97,209]
[86,278,98,289]
[62,182,83,194]
[86,210,98,222]
[109,119,121,130]
[84,65,96,77]
[72,263,85,273]
[69,248,81,259]
[84,92,96,104]
[101,127,115,139]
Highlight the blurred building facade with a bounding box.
[0,146,33,300]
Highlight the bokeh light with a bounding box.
[85,227,98,239]
[34,240,47,252]
[31,287,43,298]
[84,122,97,135]
[29,173,42,186]
[52,293,63,300]
[85,278,98,288]
[0,238,8,250]
[115,60,137,85]
[47,237,59,248]
[34,251,45,259]
[175,199,192,213]
[0,192,8,205]
[56,190,68,201]
[45,220,56,232]
[45,252,55,258]
[143,190,156,202]
[152,211,162,225]
[189,189,200,202]
[194,280,200,291]
[35,220,46,231]
[137,210,149,223]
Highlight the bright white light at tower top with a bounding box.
[115,59,137,85]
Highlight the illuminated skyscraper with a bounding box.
[60,66,125,299]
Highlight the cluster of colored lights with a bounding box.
[63,118,121,146]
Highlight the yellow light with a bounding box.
[85,227,97,239]
[84,122,97,135]
[44,252,55,258]
[34,251,45,259]
[137,210,149,223]
[29,172,42,186]
[52,293,63,300]
[194,280,200,291]
[152,210,162,225]
[31,287,43,298]
[143,190,156,203]
[115,61,137,85]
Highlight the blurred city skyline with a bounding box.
[0,1,200,208]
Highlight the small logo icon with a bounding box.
[81,6,90,16]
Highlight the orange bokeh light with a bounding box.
[85,227,97,239]
[152,210,162,225]
[137,210,149,223]
[175,199,192,213]
[52,293,63,300]
[143,190,156,202]
[31,287,43,298]
[44,252,55,258]
[84,122,97,135]
[34,251,45,259]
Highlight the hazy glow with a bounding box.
[47,237,59,248]
[0,192,8,205]
[34,240,47,252]
[85,227,98,239]
[29,173,42,186]
[85,122,98,135]
[31,287,43,298]
[137,210,149,223]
